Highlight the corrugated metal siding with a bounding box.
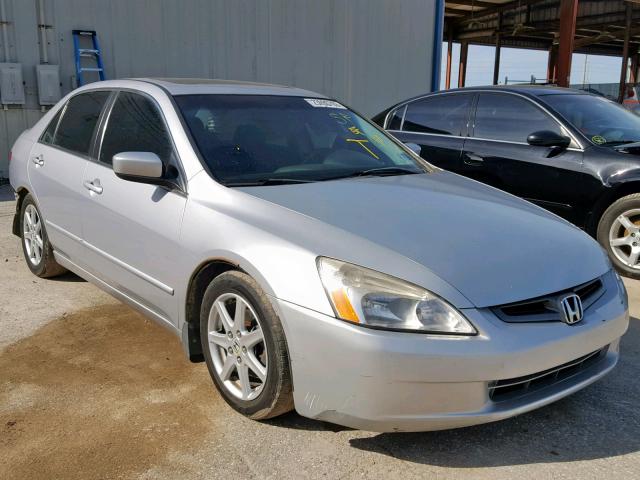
[0,0,437,178]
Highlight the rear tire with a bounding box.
[199,271,294,419]
[20,194,67,278]
[597,193,640,279]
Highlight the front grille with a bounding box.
[489,346,608,402]
[493,277,604,323]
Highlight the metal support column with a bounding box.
[618,3,633,102]
[556,0,578,88]
[445,29,453,89]
[493,14,502,85]
[458,41,468,88]
[631,52,640,84]
[547,44,558,84]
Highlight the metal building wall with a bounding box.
[0,0,438,178]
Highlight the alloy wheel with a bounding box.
[609,208,640,269]
[23,204,43,266]
[206,292,268,401]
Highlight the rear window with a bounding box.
[44,91,110,156]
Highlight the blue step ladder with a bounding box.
[72,30,105,86]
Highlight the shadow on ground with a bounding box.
[46,271,86,282]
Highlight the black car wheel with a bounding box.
[598,193,640,278]
[200,271,294,419]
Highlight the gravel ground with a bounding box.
[1,183,639,479]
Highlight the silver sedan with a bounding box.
[9,79,629,432]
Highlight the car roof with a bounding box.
[450,84,590,97]
[132,77,327,98]
[374,85,591,119]
[420,84,592,102]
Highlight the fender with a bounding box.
[588,167,640,233]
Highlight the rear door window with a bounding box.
[49,91,110,156]
[402,94,472,136]
[473,93,562,143]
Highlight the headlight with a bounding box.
[317,257,476,334]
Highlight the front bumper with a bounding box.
[274,273,628,432]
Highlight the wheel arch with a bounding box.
[588,180,640,236]
[182,258,243,362]
[12,186,30,236]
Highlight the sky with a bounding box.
[440,43,624,89]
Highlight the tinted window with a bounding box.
[403,94,471,135]
[387,105,405,130]
[544,93,640,146]
[175,95,429,185]
[474,93,562,143]
[40,109,63,145]
[52,91,110,155]
[99,92,174,166]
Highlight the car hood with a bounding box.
[238,171,610,307]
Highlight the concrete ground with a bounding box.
[1,183,639,480]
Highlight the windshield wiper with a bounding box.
[226,178,316,187]
[611,141,640,150]
[323,166,422,181]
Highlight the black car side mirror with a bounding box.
[527,130,571,149]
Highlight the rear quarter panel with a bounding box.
[9,101,65,196]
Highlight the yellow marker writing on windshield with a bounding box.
[370,132,384,146]
[348,126,362,135]
[346,138,380,159]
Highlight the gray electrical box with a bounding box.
[36,65,62,105]
[0,63,25,105]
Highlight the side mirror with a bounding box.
[404,142,422,156]
[113,151,163,179]
[527,130,571,149]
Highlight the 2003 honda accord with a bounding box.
[9,78,629,432]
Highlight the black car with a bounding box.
[373,85,640,278]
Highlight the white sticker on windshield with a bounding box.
[304,98,346,109]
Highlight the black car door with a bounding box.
[385,93,473,173]
[461,92,589,226]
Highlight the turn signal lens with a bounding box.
[329,288,360,323]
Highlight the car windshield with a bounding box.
[543,93,640,146]
[174,94,429,185]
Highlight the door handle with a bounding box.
[83,179,103,195]
[464,153,484,166]
[31,154,44,166]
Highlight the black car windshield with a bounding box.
[544,93,640,146]
[174,95,428,185]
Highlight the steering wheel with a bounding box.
[210,145,257,173]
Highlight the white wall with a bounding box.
[0,0,438,178]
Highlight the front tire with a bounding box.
[598,193,640,279]
[20,194,67,278]
[200,271,293,419]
